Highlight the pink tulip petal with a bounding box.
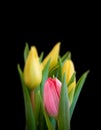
[44,80,57,116]
[44,77,62,117]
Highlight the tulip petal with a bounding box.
[44,80,58,116]
[24,46,42,89]
[62,59,76,106]
[42,42,60,70]
[44,77,61,117]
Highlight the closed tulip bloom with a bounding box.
[24,46,42,89]
[42,42,60,70]
[62,60,76,106]
[44,77,62,117]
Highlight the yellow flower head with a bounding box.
[24,46,42,89]
[62,59,76,106]
[42,42,60,70]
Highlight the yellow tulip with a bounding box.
[42,42,60,70]
[24,46,42,89]
[62,59,76,106]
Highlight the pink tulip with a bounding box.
[44,77,62,117]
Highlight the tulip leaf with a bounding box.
[49,51,71,77]
[39,51,44,62]
[61,51,71,63]
[49,117,56,130]
[57,57,62,81]
[24,42,29,63]
[38,99,48,130]
[70,70,89,119]
[49,65,58,77]
[17,64,36,130]
[33,89,41,127]
[43,110,55,130]
[49,57,62,78]
[67,72,76,105]
[40,97,54,130]
[67,72,76,87]
[40,60,50,98]
[58,74,70,130]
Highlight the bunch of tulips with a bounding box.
[17,42,89,130]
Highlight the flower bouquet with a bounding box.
[17,42,89,130]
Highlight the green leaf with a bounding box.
[67,72,76,106]
[38,98,48,130]
[58,74,70,130]
[43,110,55,130]
[49,117,56,130]
[49,57,62,78]
[67,72,76,87]
[57,57,62,81]
[49,64,58,77]
[24,42,29,63]
[39,52,44,62]
[70,70,89,119]
[40,97,54,130]
[33,89,41,127]
[61,51,71,63]
[40,60,50,98]
[17,64,36,130]
[49,51,71,77]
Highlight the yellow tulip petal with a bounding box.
[62,60,75,83]
[42,42,60,70]
[24,46,42,89]
[62,59,76,106]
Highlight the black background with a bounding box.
[1,8,99,129]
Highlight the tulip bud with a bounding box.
[44,77,62,117]
[42,42,60,70]
[62,60,76,106]
[24,46,42,89]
